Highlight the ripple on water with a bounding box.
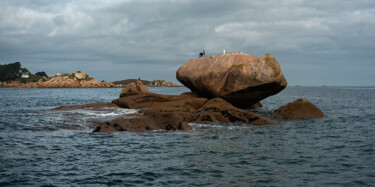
[1,87,375,186]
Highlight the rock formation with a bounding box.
[120,80,149,97]
[49,53,327,133]
[49,81,273,132]
[31,72,100,88]
[91,92,276,132]
[272,98,325,119]
[176,52,287,108]
[99,81,115,88]
[112,79,183,87]
[148,80,182,87]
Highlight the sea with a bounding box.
[0,86,374,186]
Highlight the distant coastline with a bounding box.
[0,71,183,88]
[0,77,183,88]
[0,62,183,88]
[112,79,183,88]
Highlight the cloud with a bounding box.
[0,0,374,85]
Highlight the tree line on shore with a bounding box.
[1,62,182,87]
[0,62,47,82]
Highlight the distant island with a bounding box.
[0,62,183,88]
[112,79,182,87]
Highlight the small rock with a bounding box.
[272,98,325,119]
[250,102,263,109]
[120,80,149,97]
[179,122,192,130]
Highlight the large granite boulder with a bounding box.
[272,98,325,119]
[176,52,287,108]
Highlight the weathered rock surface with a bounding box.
[91,113,191,132]
[120,80,149,97]
[176,52,287,108]
[91,92,276,132]
[272,98,325,119]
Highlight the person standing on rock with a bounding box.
[199,50,206,58]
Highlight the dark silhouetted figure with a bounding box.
[199,50,206,58]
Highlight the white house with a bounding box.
[21,72,29,78]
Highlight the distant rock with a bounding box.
[111,79,183,87]
[272,98,325,119]
[147,80,182,87]
[99,81,115,88]
[33,72,100,88]
[176,52,287,108]
[120,80,149,97]
[73,71,87,80]
[112,79,150,87]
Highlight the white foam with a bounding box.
[73,108,139,118]
[189,123,251,130]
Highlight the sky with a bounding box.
[0,0,374,86]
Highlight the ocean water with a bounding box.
[0,87,374,186]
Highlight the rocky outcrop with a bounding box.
[91,113,192,132]
[51,79,326,133]
[176,52,287,108]
[272,98,325,119]
[89,92,275,132]
[99,81,115,88]
[48,52,329,133]
[120,80,149,97]
[147,80,182,87]
[31,74,99,88]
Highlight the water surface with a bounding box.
[1,87,374,186]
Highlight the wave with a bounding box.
[69,108,139,118]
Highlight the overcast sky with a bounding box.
[1,0,374,86]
